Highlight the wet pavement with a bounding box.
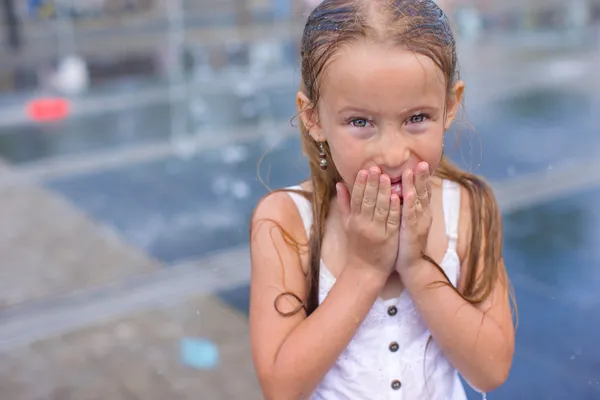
[44,134,305,263]
[0,293,261,400]
[0,38,599,399]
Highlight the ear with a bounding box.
[297,91,323,141]
[444,80,465,130]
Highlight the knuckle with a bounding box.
[375,205,388,215]
[363,197,376,207]
[388,219,400,227]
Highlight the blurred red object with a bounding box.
[26,97,71,122]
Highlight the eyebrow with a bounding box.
[399,105,441,114]
[337,105,440,115]
[337,106,376,115]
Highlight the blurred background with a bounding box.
[0,0,599,398]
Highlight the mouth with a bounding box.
[390,177,403,200]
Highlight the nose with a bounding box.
[376,133,411,171]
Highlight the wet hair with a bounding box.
[260,0,514,323]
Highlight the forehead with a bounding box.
[320,40,447,110]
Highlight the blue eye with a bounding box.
[349,118,369,128]
[408,114,429,124]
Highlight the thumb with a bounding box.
[336,182,351,220]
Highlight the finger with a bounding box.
[387,193,401,232]
[426,176,433,203]
[350,170,368,216]
[401,170,417,226]
[361,167,381,219]
[373,174,391,223]
[402,190,418,228]
[414,196,424,216]
[336,182,351,220]
[415,162,430,208]
[402,169,415,196]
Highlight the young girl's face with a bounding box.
[299,40,463,192]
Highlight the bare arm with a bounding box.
[400,179,514,392]
[249,192,387,400]
[402,257,514,392]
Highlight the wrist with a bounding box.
[400,259,436,291]
[343,260,389,290]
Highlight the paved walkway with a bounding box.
[0,181,259,398]
[1,294,261,400]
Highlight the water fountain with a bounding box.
[166,0,194,159]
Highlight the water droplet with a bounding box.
[234,80,256,98]
[190,98,208,120]
[172,136,196,160]
[231,181,251,199]
[221,145,249,164]
[211,176,230,196]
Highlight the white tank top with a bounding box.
[287,180,483,400]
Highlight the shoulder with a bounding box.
[252,188,305,233]
[252,181,312,224]
[250,183,312,261]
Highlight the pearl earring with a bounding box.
[319,142,328,171]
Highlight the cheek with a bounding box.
[327,135,366,184]
[411,133,444,171]
[425,141,444,172]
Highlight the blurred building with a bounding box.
[0,0,599,94]
[446,0,600,32]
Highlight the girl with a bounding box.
[249,1,515,399]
